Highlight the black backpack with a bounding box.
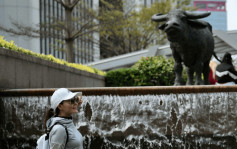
[37,122,69,149]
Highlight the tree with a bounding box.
[55,0,97,63]
[0,0,194,61]
[98,0,194,58]
[0,0,98,63]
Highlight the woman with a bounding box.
[209,57,220,84]
[215,52,237,85]
[44,88,83,149]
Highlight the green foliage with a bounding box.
[0,36,106,76]
[132,56,175,86]
[105,68,138,87]
[98,0,194,58]
[173,0,196,10]
[105,56,176,86]
[98,0,172,58]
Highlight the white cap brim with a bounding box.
[50,88,82,110]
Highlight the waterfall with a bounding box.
[1,92,237,148]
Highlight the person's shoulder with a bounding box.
[51,124,67,134]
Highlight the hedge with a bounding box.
[106,56,177,86]
[105,68,138,87]
[132,56,175,86]
[0,36,106,76]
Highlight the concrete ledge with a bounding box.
[1,85,237,96]
[0,47,105,88]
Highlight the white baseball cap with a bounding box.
[51,88,82,110]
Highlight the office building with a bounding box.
[226,0,237,31]
[193,0,227,31]
[132,0,228,31]
[0,0,100,64]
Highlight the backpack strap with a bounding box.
[45,122,69,145]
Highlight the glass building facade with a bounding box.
[138,0,227,31]
[39,0,99,64]
[193,0,227,31]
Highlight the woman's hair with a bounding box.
[222,52,233,65]
[43,107,60,129]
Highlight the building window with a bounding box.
[194,1,226,12]
[39,0,95,64]
[196,3,206,9]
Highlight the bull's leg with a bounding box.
[194,62,204,85]
[203,61,210,85]
[174,62,183,86]
[186,67,194,85]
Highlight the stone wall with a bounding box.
[1,87,237,148]
[0,47,105,89]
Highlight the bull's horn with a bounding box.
[184,11,211,19]
[151,13,167,22]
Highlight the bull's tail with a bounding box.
[212,51,221,63]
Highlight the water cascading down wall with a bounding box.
[1,86,237,148]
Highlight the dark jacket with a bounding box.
[215,62,237,84]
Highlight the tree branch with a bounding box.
[69,0,80,9]
[54,0,67,8]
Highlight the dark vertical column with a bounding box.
[61,4,65,60]
[56,2,60,59]
[91,0,94,62]
[79,2,82,64]
[39,0,43,54]
[82,1,86,63]
[52,0,56,56]
[43,0,47,54]
[48,0,51,55]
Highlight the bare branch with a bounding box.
[54,0,67,8]
[71,22,98,39]
[55,0,80,10]
[69,0,80,9]
[0,23,40,38]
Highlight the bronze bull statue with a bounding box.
[152,9,215,85]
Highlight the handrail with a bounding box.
[1,85,237,96]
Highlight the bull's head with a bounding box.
[152,9,211,42]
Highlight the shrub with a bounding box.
[0,36,106,76]
[132,56,175,86]
[105,56,176,86]
[105,68,138,87]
